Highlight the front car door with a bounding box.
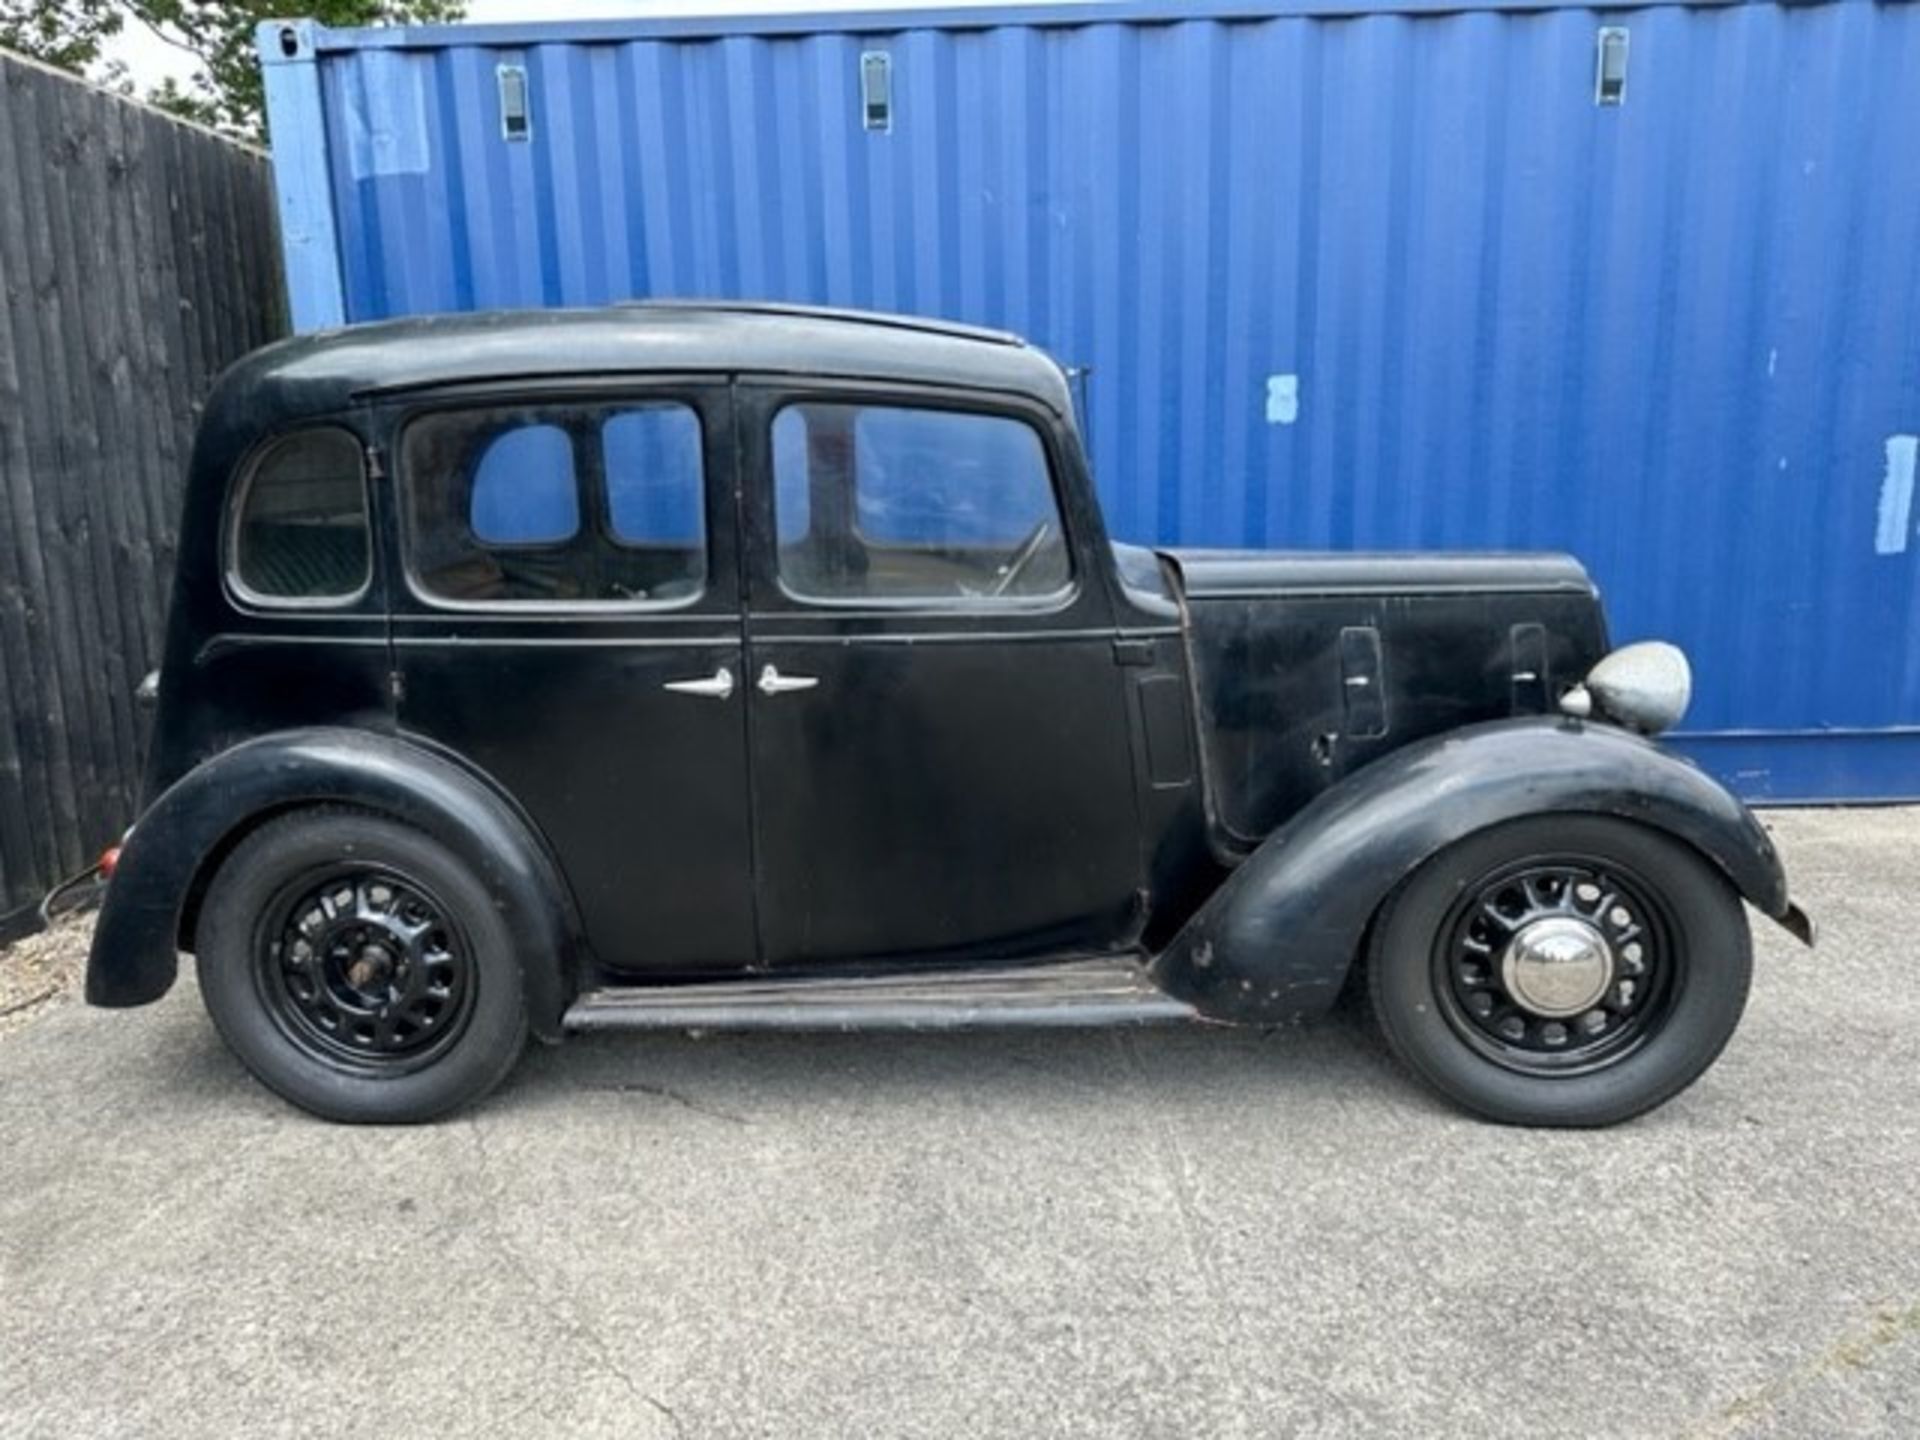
[738,380,1143,966]
[381,379,756,976]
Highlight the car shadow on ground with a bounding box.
[490,1001,1450,1125]
[138,981,1459,1127]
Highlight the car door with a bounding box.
[738,380,1144,967]
[382,380,756,976]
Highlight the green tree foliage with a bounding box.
[0,0,463,140]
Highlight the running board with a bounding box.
[563,955,1195,1033]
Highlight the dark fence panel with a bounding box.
[0,51,287,936]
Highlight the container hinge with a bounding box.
[365,444,386,481]
[498,62,532,141]
[860,51,892,132]
[1595,26,1629,107]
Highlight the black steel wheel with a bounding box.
[196,809,527,1123]
[1369,815,1752,1127]
[1433,858,1679,1076]
[255,870,477,1072]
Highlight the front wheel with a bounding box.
[1368,815,1752,1127]
[196,808,528,1123]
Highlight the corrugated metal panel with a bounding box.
[261,0,1920,801]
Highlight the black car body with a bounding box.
[87,303,1811,1124]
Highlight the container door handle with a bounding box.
[757,664,819,696]
[663,666,734,700]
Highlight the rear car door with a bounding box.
[738,381,1143,966]
[382,381,756,976]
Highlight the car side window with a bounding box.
[772,403,1070,603]
[230,426,371,605]
[402,402,707,606]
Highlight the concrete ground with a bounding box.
[0,808,1915,1439]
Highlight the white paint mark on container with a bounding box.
[346,50,431,179]
[1265,373,1300,425]
[1875,434,1919,555]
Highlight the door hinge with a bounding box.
[1510,622,1549,714]
[366,445,387,481]
[388,668,405,704]
[1338,626,1388,739]
[1112,637,1157,667]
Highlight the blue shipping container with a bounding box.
[258,0,1920,802]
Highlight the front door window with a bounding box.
[770,402,1071,604]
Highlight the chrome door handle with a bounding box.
[663,666,734,699]
[757,664,819,696]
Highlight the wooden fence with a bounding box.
[0,50,287,936]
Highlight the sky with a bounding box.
[104,0,1032,95]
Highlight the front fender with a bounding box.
[86,728,584,1041]
[1151,717,1805,1026]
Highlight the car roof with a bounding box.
[208,301,1076,420]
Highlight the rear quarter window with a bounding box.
[229,427,371,605]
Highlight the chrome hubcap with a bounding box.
[1436,858,1675,1073]
[1501,915,1615,1018]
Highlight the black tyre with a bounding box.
[1368,815,1751,1127]
[195,808,528,1123]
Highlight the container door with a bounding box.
[738,383,1143,967]
[383,382,756,975]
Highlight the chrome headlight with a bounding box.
[1558,642,1692,736]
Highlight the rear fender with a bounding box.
[1151,718,1801,1026]
[85,728,584,1041]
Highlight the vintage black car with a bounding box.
[87,303,1812,1126]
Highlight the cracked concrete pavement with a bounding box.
[1,807,1916,1438]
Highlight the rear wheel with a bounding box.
[1368,815,1751,1127]
[196,809,527,1123]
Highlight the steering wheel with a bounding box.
[990,519,1055,597]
